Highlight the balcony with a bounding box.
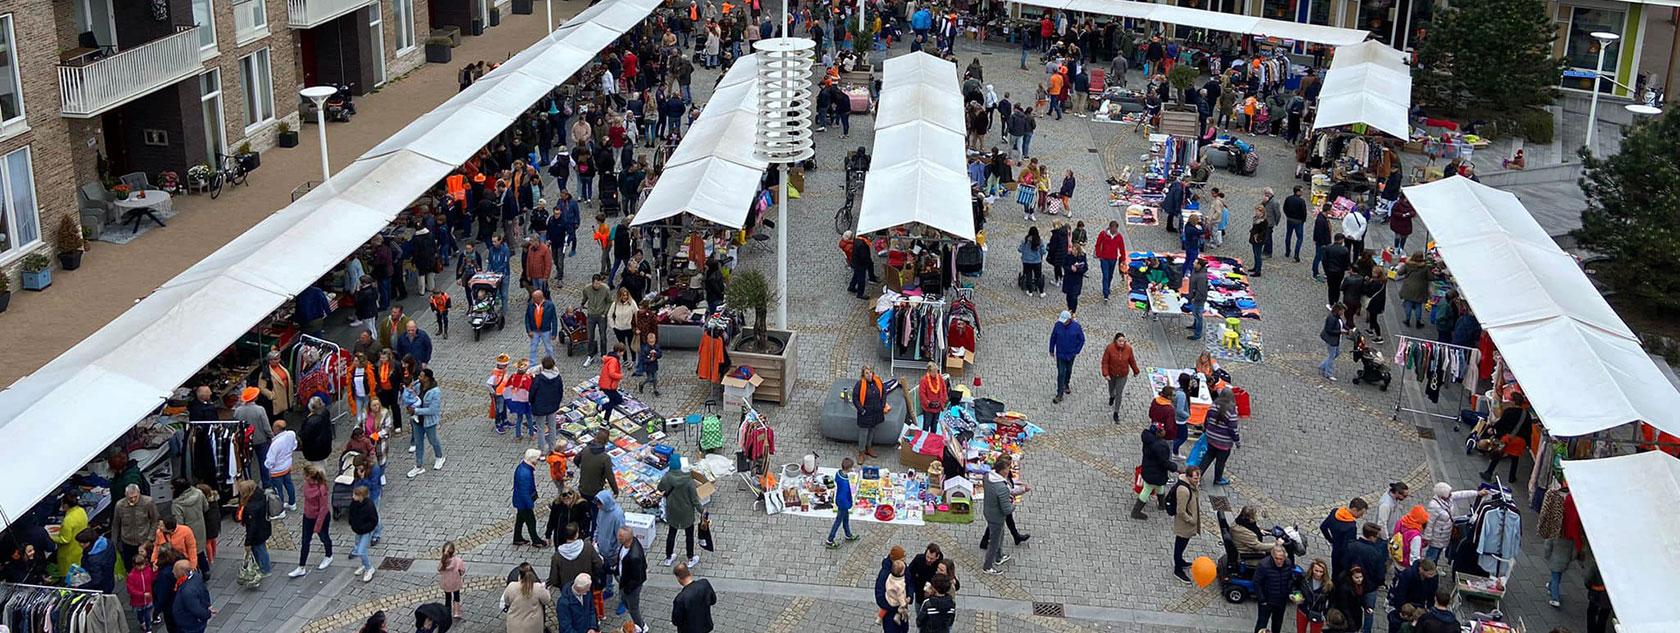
[58,26,206,118]
[287,0,377,29]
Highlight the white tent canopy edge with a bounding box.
[856,53,974,241]
[1558,451,1680,633]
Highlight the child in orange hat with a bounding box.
[486,353,512,434]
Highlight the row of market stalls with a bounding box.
[0,0,665,530]
[1402,175,1680,633]
[1011,0,1369,47]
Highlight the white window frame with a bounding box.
[370,3,388,86]
[232,0,270,46]
[0,146,41,265]
[193,0,218,60]
[393,0,416,54]
[201,69,228,161]
[0,15,28,142]
[239,48,276,132]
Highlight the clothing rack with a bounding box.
[0,582,102,594]
[1390,335,1479,423]
[885,296,948,371]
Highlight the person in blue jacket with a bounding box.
[1049,310,1086,404]
[170,560,213,633]
[525,289,558,364]
[825,457,860,549]
[511,449,545,547]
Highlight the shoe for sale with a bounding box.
[287,567,308,578]
[318,556,333,570]
[406,467,425,478]
[434,458,446,470]
[662,556,675,567]
[362,568,375,582]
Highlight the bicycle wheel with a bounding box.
[209,172,225,199]
[834,202,853,234]
[231,165,248,186]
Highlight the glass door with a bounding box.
[370,4,387,86]
[201,69,227,162]
[74,0,118,50]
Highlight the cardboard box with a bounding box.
[721,373,764,408]
[899,439,939,471]
[691,469,718,504]
[944,350,974,377]
[624,512,656,550]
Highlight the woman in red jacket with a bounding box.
[918,363,949,431]
[599,343,626,420]
[1101,332,1142,423]
[1148,387,1178,442]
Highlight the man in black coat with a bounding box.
[853,367,886,460]
[847,233,874,299]
[1343,522,1389,588]
[1134,425,1177,519]
[671,562,716,633]
[1252,545,1296,633]
[298,397,335,468]
[1388,559,1441,631]
[616,527,650,632]
[1283,186,1309,261]
[1321,234,1352,305]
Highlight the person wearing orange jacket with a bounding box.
[917,363,949,431]
[1101,332,1142,423]
[598,343,626,420]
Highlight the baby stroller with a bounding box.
[331,450,362,520]
[466,272,506,341]
[1215,511,1305,604]
[559,308,590,356]
[1348,333,1392,390]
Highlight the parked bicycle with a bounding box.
[209,152,256,199]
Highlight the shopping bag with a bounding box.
[697,514,716,552]
[1046,196,1066,215]
[237,554,264,588]
[1132,465,1145,494]
[1186,434,1209,469]
[1016,186,1037,207]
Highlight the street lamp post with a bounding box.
[300,86,337,182]
[546,0,553,31]
[1584,31,1620,156]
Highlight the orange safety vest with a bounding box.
[446,174,467,203]
[855,375,883,408]
[690,3,698,20]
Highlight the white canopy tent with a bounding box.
[1402,176,1680,439]
[1014,0,1370,46]
[0,0,663,529]
[856,53,974,241]
[1558,451,1680,633]
[632,55,768,229]
[1312,40,1412,139]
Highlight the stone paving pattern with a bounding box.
[171,25,1590,633]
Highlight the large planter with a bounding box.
[489,7,500,26]
[730,329,798,405]
[277,130,299,148]
[58,251,82,271]
[426,43,453,63]
[20,269,50,291]
[511,0,532,14]
[0,291,10,313]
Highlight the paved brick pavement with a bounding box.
[165,36,1588,633]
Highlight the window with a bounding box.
[232,0,269,44]
[192,0,217,52]
[0,16,25,130]
[0,147,39,262]
[1561,7,1625,94]
[1358,0,1396,46]
[1262,0,1298,21]
[239,48,275,130]
[201,69,227,160]
[393,0,415,52]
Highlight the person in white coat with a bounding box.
[264,420,299,515]
[1341,208,1368,261]
[1423,482,1486,562]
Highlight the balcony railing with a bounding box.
[287,0,377,29]
[58,26,206,118]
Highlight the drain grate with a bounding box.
[378,557,413,571]
[1209,496,1233,512]
[1416,426,1436,439]
[1032,602,1066,618]
[1087,148,1099,153]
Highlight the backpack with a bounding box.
[265,489,285,520]
[1164,482,1183,516]
[1389,528,1417,567]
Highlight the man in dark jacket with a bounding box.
[854,367,887,459]
[1387,560,1441,631]
[847,233,873,299]
[1186,258,1210,340]
[1321,233,1351,305]
[1344,522,1390,588]
[394,320,434,365]
[1414,589,1461,633]
[298,397,335,467]
[1319,497,1367,575]
[512,449,544,547]
[171,560,214,633]
[1283,186,1309,261]
[1252,545,1295,633]
[671,562,716,633]
[1134,425,1177,519]
[76,530,115,593]
[1162,176,1187,232]
[617,526,650,631]
[575,431,618,536]
[1049,311,1086,404]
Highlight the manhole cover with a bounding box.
[1087,148,1099,153]
[1416,426,1436,439]
[378,557,413,571]
[1032,602,1066,618]
[1209,496,1232,512]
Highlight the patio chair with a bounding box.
[78,182,116,228]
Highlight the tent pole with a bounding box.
[777,164,789,328]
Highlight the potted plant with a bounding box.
[235,141,260,172]
[0,271,10,313]
[110,183,132,200]
[723,269,798,404]
[512,0,532,14]
[276,121,299,148]
[19,253,51,290]
[55,216,85,271]
[1167,64,1199,106]
[425,35,454,64]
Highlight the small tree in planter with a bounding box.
[426,35,454,64]
[1167,64,1199,106]
[19,253,51,290]
[277,121,299,148]
[55,216,85,271]
[725,269,780,353]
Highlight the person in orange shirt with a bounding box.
[598,343,626,420]
[1047,68,1067,120]
[154,517,198,570]
[486,353,512,434]
[545,441,569,494]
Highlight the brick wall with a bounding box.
[384,0,428,80]
[0,3,82,280]
[209,0,302,155]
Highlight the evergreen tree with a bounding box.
[1414,0,1562,115]
[1576,111,1680,311]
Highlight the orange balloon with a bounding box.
[1191,556,1217,588]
